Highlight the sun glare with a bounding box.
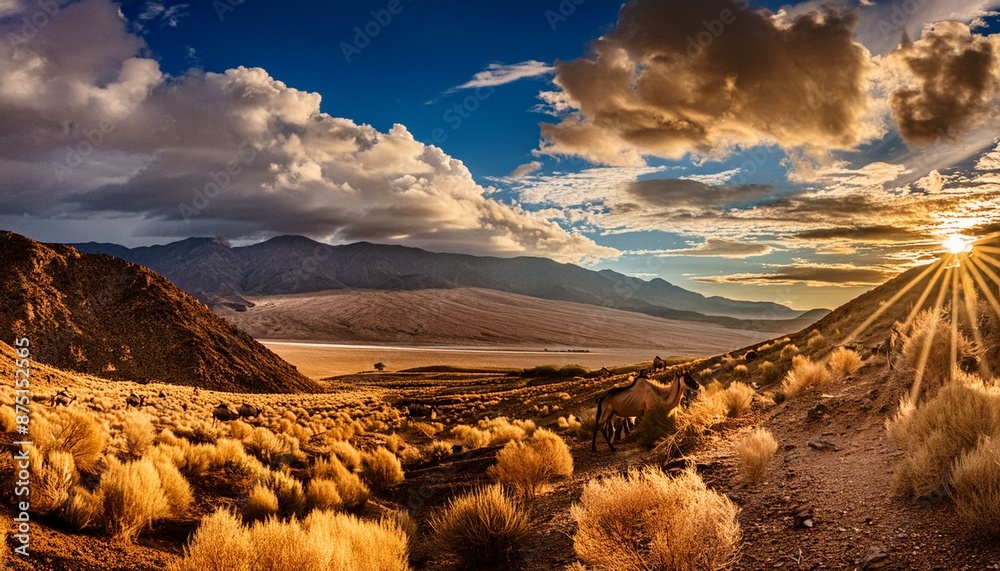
[943,234,972,254]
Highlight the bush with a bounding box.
[888,378,1000,499]
[758,361,782,384]
[430,485,530,567]
[361,447,405,491]
[634,400,680,450]
[572,467,740,571]
[170,509,410,571]
[313,456,369,510]
[0,520,6,567]
[828,347,863,376]
[32,408,107,472]
[243,484,280,522]
[28,446,77,515]
[488,428,573,498]
[782,356,832,398]
[122,411,155,459]
[779,344,800,360]
[0,405,16,431]
[951,436,1000,537]
[306,478,343,512]
[575,411,596,442]
[64,486,101,530]
[327,440,362,472]
[732,364,748,377]
[255,469,306,517]
[451,424,492,449]
[719,382,754,418]
[98,457,177,541]
[807,330,826,350]
[736,428,778,483]
[901,309,973,388]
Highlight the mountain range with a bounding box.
[72,235,826,331]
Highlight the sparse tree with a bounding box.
[374,362,386,372]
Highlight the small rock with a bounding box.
[808,439,838,451]
[807,403,829,421]
[856,545,889,570]
[793,506,815,528]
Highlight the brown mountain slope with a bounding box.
[218,287,776,352]
[0,231,317,393]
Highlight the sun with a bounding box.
[943,234,972,254]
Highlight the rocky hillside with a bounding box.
[0,232,318,393]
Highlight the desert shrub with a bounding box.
[575,411,596,442]
[888,379,1000,499]
[243,484,279,522]
[384,433,404,454]
[391,509,418,545]
[170,509,410,571]
[736,428,778,483]
[779,344,800,360]
[758,361,782,384]
[122,411,155,459]
[901,309,973,387]
[28,447,77,515]
[634,400,680,450]
[0,405,16,431]
[782,356,832,398]
[229,420,253,441]
[422,440,453,463]
[327,440,362,472]
[430,485,530,567]
[255,468,306,516]
[719,382,754,418]
[64,486,101,530]
[951,436,1000,537]
[244,427,286,465]
[732,364,748,377]
[828,347,863,376]
[806,330,826,350]
[572,467,740,571]
[477,417,535,445]
[488,428,573,498]
[452,424,492,449]
[98,457,176,541]
[31,408,106,472]
[306,478,343,512]
[313,456,369,510]
[361,447,405,491]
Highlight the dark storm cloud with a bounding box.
[794,225,928,242]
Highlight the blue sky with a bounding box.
[3,0,1000,310]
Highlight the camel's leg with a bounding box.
[602,419,616,452]
[592,399,613,452]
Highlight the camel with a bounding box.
[212,403,240,425]
[238,403,262,419]
[592,368,699,452]
[603,415,636,443]
[125,393,146,408]
[652,356,666,372]
[51,389,76,407]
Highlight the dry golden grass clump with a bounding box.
[782,355,833,398]
[901,309,974,386]
[488,428,573,498]
[243,483,280,522]
[951,435,1000,537]
[888,377,1000,499]
[719,382,754,418]
[88,456,193,542]
[327,440,362,472]
[28,446,77,515]
[451,424,492,449]
[736,428,778,483]
[255,468,306,517]
[306,478,344,512]
[0,405,16,431]
[1,520,6,567]
[779,343,800,360]
[121,411,155,459]
[360,447,405,491]
[732,364,749,377]
[634,399,681,450]
[31,407,107,472]
[828,347,864,376]
[758,360,782,384]
[806,329,826,350]
[312,455,370,510]
[572,467,740,571]
[170,509,411,571]
[430,484,530,567]
[421,440,453,463]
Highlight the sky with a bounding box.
[2,0,1000,310]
